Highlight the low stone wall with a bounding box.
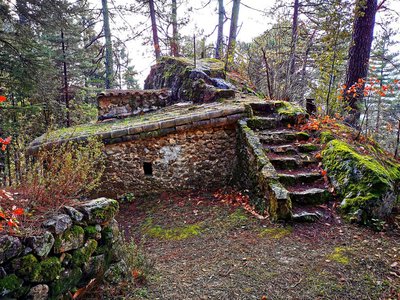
[0,198,124,299]
[236,120,292,220]
[97,89,171,120]
[98,124,238,198]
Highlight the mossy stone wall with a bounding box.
[0,198,123,299]
[96,124,238,198]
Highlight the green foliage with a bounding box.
[327,247,351,265]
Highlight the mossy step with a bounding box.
[259,130,309,145]
[298,143,319,153]
[247,117,279,130]
[278,172,322,186]
[289,188,331,205]
[250,102,281,115]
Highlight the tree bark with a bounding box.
[102,0,113,89]
[215,0,225,59]
[225,0,240,71]
[61,30,70,127]
[288,0,299,81]
[343,0,377,117]
[171,0,179,56]
[149,0,161,60]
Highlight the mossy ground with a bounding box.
[110,190,400,300]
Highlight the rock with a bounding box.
[144,56,235,103]
[31,257,62,283]
[103,260,128,284]
[24,232,55,257]
[0,267,6,278]
[54,225,85,253]
[11,254,39,278]
[102,219,121,245]
[71,239,98,267]
[63,206,84,223]
[50,268,82,297]
[322,139,400,224]
[42,214,72,235]
[292,211,323,223]
[84,225,102,240]
[83,254,106,278]
[0,274,23,297]
[76,198,119,225]
[27,284,49,300]
[0,235,23,264]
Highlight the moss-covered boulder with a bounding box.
[77,198,119,225]
[144,56,235,103]
[54,225,85,253]
[31,257,62,282]
[322,139,400,224]
[0,274,23,297]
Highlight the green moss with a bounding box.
[92,200,119,223]
[259,227,292,239]
[276,101,306,117]
[320,131,335,144]
[71,239,98,267]
[84,225,98,235]
[143,218,202,240]
[13,254,39,278]
[31,257,62,282]
[298,143,318,152]
[0,274,23,296]
[322,139,400,221]
[54,225,85,253]
[50,267,83,297]
[327,247,350,264]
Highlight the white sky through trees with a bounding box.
[92,0,400,87]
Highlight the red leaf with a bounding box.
[0,95,6,102]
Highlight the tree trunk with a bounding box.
[171,0,179,56]
[343,0,377,120]
[225,0,240,71]
[102,0,114,89]
[61,30,70,127]
[215,0,225,59]
[287,0,299,83]
[149,0,161,60]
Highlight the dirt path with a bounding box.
[116,190,400,300]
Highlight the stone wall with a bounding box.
[97,124,238,198]
[0,198,124,299]
[97,89,171,120]
[236,120,292,220]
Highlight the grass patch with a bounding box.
[142,217,202,240]
[327,247,351,265]
[259,227,292,239]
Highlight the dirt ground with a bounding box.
[114,189,400,300]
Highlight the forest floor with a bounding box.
[105,190,399,300]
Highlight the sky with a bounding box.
[96,0,400,87]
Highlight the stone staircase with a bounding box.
[248,102,332,217]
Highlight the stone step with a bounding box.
[247,117,279,130]
[264,144,298,155]
[278,171,322,186]
[268,156,299,169]
[250,102,279,115]
[259,130,309,145]
[289,188,331,205]
[297,143,319,153]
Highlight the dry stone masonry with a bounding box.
[0,198,124,299]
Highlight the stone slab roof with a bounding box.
[28,96,262,153]
[97,88,170,99]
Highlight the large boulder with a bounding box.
[144,56,235,103]
[322,139,400,225]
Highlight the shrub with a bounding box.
[20,137,105,210]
